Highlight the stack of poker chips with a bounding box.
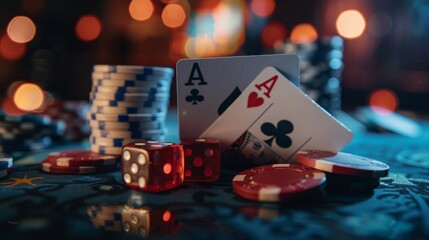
[88,65,174,155]
[275,36,344,114]
[0,155,13,179]
[0,111,65,153]
[41,101,91,141]
[41,150,120,174]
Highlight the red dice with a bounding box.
[180,138,221,182]
[121,141,184,192]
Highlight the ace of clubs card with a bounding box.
[176,54,299,139]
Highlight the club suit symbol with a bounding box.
[186,89,204,105]
[261,120,294,148]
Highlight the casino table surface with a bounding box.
[1,110,428,240]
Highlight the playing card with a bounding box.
[201,66,353,163]
[176,54,299,139]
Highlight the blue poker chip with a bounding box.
[92,79,170,88]
[89,92,169,102]
[89,120,165,131]
[90,105,167,114]
[87,112,166,122]
[0,161,8,171]
[0,112,52,126]
[91,85,170,94]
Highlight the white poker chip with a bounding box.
[91,144,123,155]
[90,99,169,108]
[91,85,170,94]
[91,129,166,138]
[93,65,174,75]
[86,112,166,122]
[91,72,173,81]
[88,120,165,131]
[89,92,170,102]
[0,155,13,168]
[90,135,165,147]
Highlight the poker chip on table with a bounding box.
[0,111,64,153]
[232,164,326,202]
[296,150,390,193]
[40,150,120,174]
[88,65,173,155]
[296,150,389,178]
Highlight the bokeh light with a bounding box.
[129,0,154,21]
[336,10,366,39]
[250,0,275,17]
[261,22,286,48]
[290,23,318,44]
[13,83,45,111]
[369,89,398,114]
[7,16,36,43]
[75,15,102,42]
[185,1,245,57]
[162,4,186,28]
[0,34,26,61]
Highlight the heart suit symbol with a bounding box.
[247,92,264,108]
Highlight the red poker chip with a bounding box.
[296,150,389,178]
[232,164,326,202]
[41,160,118,174]
[45,150,120,167]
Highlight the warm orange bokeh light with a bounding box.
[163,211,171,222]
[13,83,45,111]
[129,0,154,21]
[250,0,275,17]
[290,23,318,44]
[0,34,26,61]
[369,89,398,114]
[162,4,186,28]
[261,22,286,48]
[75,15,102,42]
[7,16,36,43]
[336,10,366,39]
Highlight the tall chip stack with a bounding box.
[88,65,174,155]
[275,36,344,114]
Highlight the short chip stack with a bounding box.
[41,150,120,174]
[276,36,344,114]
[0,111,65,153]
[0,155,13,179]
[88,65,174,155]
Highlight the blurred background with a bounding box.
[0,0,428,114]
